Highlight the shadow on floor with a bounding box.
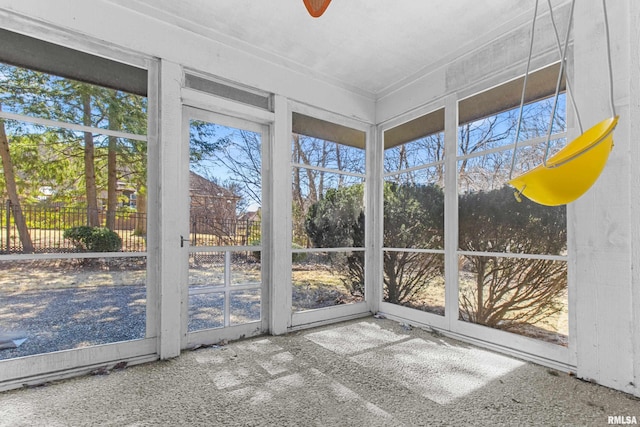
[0,317,638,426]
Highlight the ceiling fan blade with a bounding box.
[303,0,332,18]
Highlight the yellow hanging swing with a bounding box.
[508,0,618,206]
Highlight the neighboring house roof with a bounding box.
[189,171,240,201]
[238,210,260,222]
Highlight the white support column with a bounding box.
[573,0,636,395]
[366,123,382,314]
[157,59,185,358]
[443,94,459,328]
[269,95,292,334]
[628,0,640,399]
[145,59,160,340]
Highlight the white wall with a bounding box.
[630,0,640,402]
[376,2,571,123]
[572,0,638,397]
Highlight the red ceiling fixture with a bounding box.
[303,0,332,18]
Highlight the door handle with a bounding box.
[180,235,191,248]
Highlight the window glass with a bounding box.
[293,136,365,174]
[457,91,568,345]
[0,257,147,360]
[458,255,568,346]
[382,115,445,317]
[383,251,445,315]
[189,121,262,248]
[291,251,365,311]
[384,169,444,251]
[291,114,366,312]
[0,60,149,359]
[384,133,444,173]
[458,94,566,157]
[186,116,263,332]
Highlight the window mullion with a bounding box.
[0,110,148,142]
[444,94,460,330]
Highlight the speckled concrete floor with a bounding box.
[1,318,639,426]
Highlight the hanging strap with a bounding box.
[602,0,616,118]
[547,0,582,134]
[542,0,576,167]
[542,0,616,168]
[507,0,615,179]
[508,0,539,180]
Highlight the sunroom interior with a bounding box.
[0,0,638,399]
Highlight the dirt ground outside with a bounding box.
[1,258,568,361]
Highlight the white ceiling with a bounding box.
[107,0,539,98]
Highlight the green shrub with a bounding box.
[64,226,122,252]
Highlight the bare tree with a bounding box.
[213,129,263,208]
[458,186,567,332]
[0,110,34,253]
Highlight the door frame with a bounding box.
[180,102,271,349]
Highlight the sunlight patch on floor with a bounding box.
[256,351,295,376]
[350,338,525,404]
[235,338,283,355]
[305,321,408,355]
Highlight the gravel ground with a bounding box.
[0,259,351,360]
[0,317,638,426]
[0,286,146,360]
[0,285,262,360]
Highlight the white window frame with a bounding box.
[288,101,374,329]
[378,102,450,331]
[0,43,159,392]
[376,88,573,371]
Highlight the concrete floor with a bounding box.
[0,318,638,426]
